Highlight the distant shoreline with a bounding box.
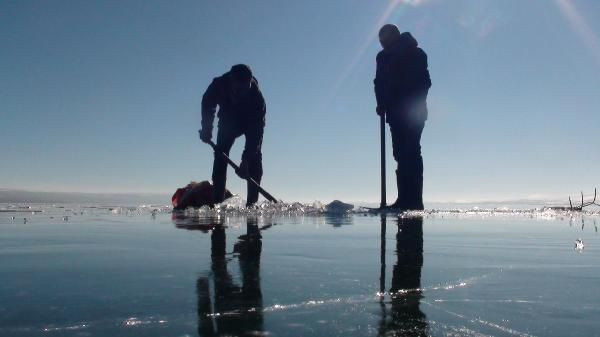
[0,189,170,205]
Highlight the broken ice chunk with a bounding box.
[325,200,354,213]
[574,238,585,251]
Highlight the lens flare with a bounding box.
[327,0,426,102]
[555,0,600,66]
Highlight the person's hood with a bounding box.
[220,73,260,90]
[250,76,260,91]
[389,32,418,55]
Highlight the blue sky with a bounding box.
[1,0,599,203]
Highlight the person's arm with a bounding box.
[246,79,266,125]
[415,49,431,94]
[252,78,266,122]
[256,91,266,124]
[200,79,219,143]
[374,52,387,115]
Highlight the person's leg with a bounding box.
[242,125,264,206]
[389,122,407,209]
[403,122,425,210]
[212,124,238,204]
[389,121,424,210]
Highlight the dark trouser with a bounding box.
[389,120,425,210]
[212,121,264,205]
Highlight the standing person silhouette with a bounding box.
[200,64,266,206]
[374,24,431,210]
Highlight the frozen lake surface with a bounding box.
[0,203,599,336]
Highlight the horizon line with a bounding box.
[0,187,579,205]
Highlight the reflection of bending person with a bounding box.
[197,219,263,336]
[379,216,428,336]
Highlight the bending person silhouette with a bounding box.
[200,64,266,206]
[197,218,264,336]
[374,24,431,210]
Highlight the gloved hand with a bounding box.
[198,128,212,144]
[376,106,386,116]
[236,159,250,179]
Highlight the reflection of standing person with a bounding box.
[197,219,263,336]
[379,216,428,336]
[374,24,431,210]
[200,64,266,206]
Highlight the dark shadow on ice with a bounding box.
[195,218,264,337]
[379,215,428,336]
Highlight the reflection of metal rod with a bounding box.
[380,214,386,296]
[379,214,387,326]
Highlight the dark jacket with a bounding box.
[374,32,431,123]
[201,73,266,132]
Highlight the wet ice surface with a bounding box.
[1,202,600,336]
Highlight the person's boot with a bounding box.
[386,169,407,210]
[413,172,424,210]
[386,199,403,210]
[246,178,260,207]
[212,176,227,205]
[245,157,263,207]
[236,159,250,179]
[404,158,424,210]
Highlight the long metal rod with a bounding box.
[380,114,387,209]
[208,140,278,203]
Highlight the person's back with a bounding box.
[375,31,431,125]
[202,74,265,128]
